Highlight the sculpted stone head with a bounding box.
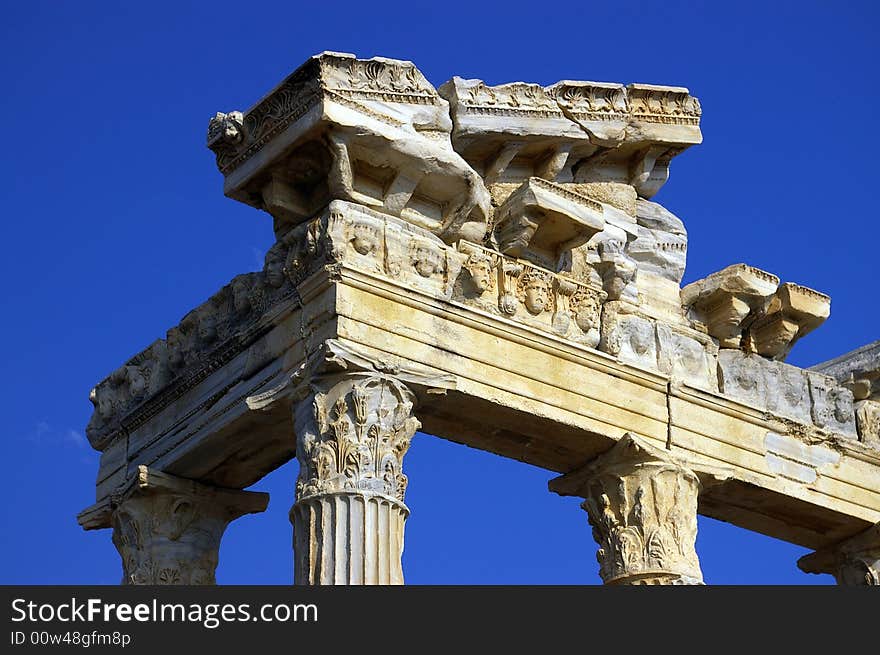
[465,252,495,295]
[166,326,188,370]
[125,366,147,400]
[520,271,551,315]
[574,292,601,332]
[197,310,218,345]
[412,244,442,278]
[92,386,116,419]
[351,221,379,256]
[264,243,287,288]
[231,277,252,318]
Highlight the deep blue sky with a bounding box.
[2,1,877,585]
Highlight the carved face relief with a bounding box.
[197,312,218,345]
[499,292,518,315]
[673,338,704,377]
[264,244,286,289]
[777,369,806,407]
[412,244,443,278]
[207,111,244,150]
[629,322,653,356]
[231,278,252,318]
[94,386,116,419]
[519,272,551,315]
[732,366,758,393]
[351,221,379,256]
[572,290,602,333]
[464,253,495,295]
[126,366,147,400]
[831,389,854,424]
[166,328,187,370]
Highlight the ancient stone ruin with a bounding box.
[78,52,880,585]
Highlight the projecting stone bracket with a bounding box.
[682,264,829,360]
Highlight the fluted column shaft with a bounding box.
[291,373,420,585]
[111,466,269,585]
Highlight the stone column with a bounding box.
[549,433,705,585]
[798,523,880,585]
[111,465,269,585]
[290,373,420,585]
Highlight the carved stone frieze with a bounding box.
[807,372,858,439]
[86,200,468,451]
[86,270,293,450]
[600,302,657,370]
[549,434,705,585]
[110,466,268,585]
[717,350,858,438]
[600,301,717,390]
[451,241,606,347]
[656,324,718,392]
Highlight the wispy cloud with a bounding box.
[65,429,86,448]
[25,421,90,451]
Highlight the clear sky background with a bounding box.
[1,1,877,585]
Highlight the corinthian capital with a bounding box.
[111,466,268,585]
[294,373,421,504]
[550,434,704,585]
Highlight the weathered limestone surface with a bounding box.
[290,373,421,585]
[550,434,711,584]
[811,341,880,448]
[208,52,492,244]
[79,466,267,584]
[78,52,880,585]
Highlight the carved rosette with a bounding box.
[550,434,704,585]
[292,374,421,585]
[110,467,268,585]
